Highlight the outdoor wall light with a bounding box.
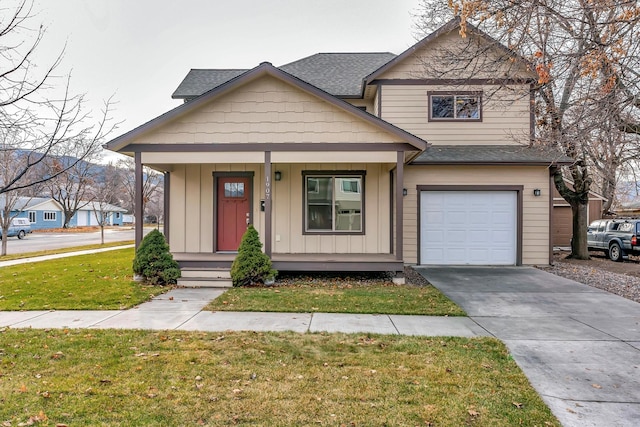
[403,188,408,196]
[533,188,541,197]
[274,171,282,181]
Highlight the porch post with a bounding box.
[163,171,170,243]
[395,151,404,261]
[134,152,143,249]
[264,151,272,257]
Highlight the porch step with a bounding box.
[178,268,233,288]
[180,268,231,279]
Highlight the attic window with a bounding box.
[428,91,482,121]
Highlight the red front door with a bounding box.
[216,176,251,251]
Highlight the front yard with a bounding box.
[0,248,167,310]
[0,329,560,426]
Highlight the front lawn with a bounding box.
[207,282,465,316]
[0,248,167,310]
[0,329,559,426]
[0,241,134,262]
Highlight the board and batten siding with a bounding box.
[379,85,530,145]
[131,75,405,146]
[168,163,393,255]
[402,165,551,265]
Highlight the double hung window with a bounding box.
[304,172,364,233]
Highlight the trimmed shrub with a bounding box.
[230,225,277,287]
[132,229,181,285]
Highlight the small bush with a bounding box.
[132,229,181,285]
[230,225,277,287]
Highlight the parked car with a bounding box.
[587,218,640,261]
[0,218,32,240]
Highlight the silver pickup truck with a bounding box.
[587,219,640,261]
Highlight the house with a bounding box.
[105,19,572,283]
[0,196,127,230]
[70,202,127,227]
[0,196,64,230]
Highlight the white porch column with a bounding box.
[264,151,272,257]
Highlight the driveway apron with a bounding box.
[416,266,640,427]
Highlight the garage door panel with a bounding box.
[420,191,517,265]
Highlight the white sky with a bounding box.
[34,0,422,146]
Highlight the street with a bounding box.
[1,227,150,255]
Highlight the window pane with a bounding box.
[455,96,479,118]
[307,177,332,230]
[224,182,245,198]
[431,95,454,118]
[335,177,362,231]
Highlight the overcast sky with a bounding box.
[34,0,422,147]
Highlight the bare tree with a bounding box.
[117,157,162,218]
[415,0,640,259]
[89,163,122,244]
[0,0,116,196]
[45,143,102,228]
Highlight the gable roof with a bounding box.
[0,196,61,211]
[78,201,127,213]
[105,62,428,153]
[410,145,574,165]
[171,53,396,100]
[365,17,535,84]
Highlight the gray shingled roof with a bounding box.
[279,52,396,97]
[411,145,574,165]
[172,69,248,99]
[171,52,397,99]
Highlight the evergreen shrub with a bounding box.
[230,225,277,287]
[132,229,181,285]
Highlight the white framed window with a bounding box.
[28,211,36,223]
[43,211,57,221]
[428,91,482,121]
[304,172,364,234]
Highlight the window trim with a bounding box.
[427,91,483,122]
[43,211,57,222]
[302,170,366,235]
[28,211,36,223]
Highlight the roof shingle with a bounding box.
[410,145,574,165]
[171,52,397,100]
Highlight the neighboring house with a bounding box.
[0,197,64,230]
[105,19,572,282]
[70,202,127,227]
[552,182,606,247]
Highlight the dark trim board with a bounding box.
[176,254,403,273]
[371,78,536,86]
[124,142,420,153]
[416,185,524,266]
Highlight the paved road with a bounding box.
[1,227,149,255]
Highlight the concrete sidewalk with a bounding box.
[0,287,487,337]
[0,244,134,268]
[417,266,640,427]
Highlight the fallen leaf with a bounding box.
[468,409,479,417]
[592,384,602,389]
[513,402,523,409]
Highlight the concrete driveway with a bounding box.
[416,266,640,427]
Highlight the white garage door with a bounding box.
[420,191,517,265]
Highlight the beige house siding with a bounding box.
[167,162,393,255]
[402,165,550,265]
[376,31,533,80]
[131,75,405,146]
[380,85,530,144]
